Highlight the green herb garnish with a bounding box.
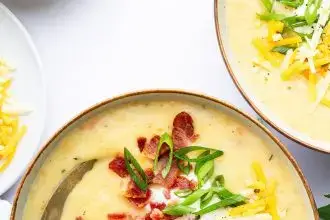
[212,175,225,187]
[194,194,246,215]
[319,204,330,219]
[257,12,286,21]
[261,0,274,12]
[181,188,209,206]
[305,0,322,25]
[174,189,193,198]
[174,146,223,163]
[153,132,174,178]
[278,0,304,8]
[163,205,195,216]
[124,147,148,191]
[197,160,214,187]
[271,46,295,54]
[177,159,191,175]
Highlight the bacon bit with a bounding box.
[163,188,171,200]
[107,213,127,220]
[153,157,180,189]
[142,135,160,159]
[172,112,198,149]
[150,209,164,219]
[125,180,148,198]
[172,176,197,190]
[108,156,128,178]
[145,168,155,183]
[137,137,147,152]
[127,188,152,208]
[76,217,83,220]
[150,202,166,210]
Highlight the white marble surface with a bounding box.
[0,0,329,208]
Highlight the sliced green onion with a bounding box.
[163,205,195,216]
[279,0,304,8]
[197,160,214,187]
[194,194,246,215]
[305,0,322,25]
[212,175,225,187]
[200,190,214,209]
[261,0,274,12]
[257,12,286,21]
[213,187,237,200]
[174,146,223,163]
[181,188,209,206]
[124,148,148,191]
[177,159,191,175]
[153,132,174,178]
[174,189,193,198]
[194,150,210,175]
[271,46,296,54]
[283,16,308,28]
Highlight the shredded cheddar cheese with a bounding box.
[0,60,28,172]
[229,162,280,219]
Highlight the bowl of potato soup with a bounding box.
[11,90,317,220]
[215,0,330,153]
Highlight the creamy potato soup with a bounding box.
[224,0,330,146]
[23,100,313,220]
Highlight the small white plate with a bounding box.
[0,3,45,195]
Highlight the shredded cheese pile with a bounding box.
[254,0,330,109]
[228,162,280,219]
[0,59,27,172]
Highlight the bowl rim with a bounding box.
[10,89,319,219]
[214,0,330,154]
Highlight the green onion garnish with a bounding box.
[260,0,274,12]
[200,190,214,209]
[174,189,193,198]
[212,175,225,187]
[163,205,195,216]
[194,194,246,215]
[257,12,286,21]
[305,0,322,25]
[181,188,209,206]
[197,160,214,187]
[174,146,223,163]
[153,132,174,178]
[124,148,148,191]
[279,0,304,8]
[194,150,210,175]
[271,46,295,54]
[177,159,191,175]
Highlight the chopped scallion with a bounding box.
[153,132,174,178]
[174,189,193,198]
[163,205,195,216]
[124,148,148,191]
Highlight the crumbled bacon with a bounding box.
[108,156,128,178]
[145,168,155,183]
[127,188,152,208]
[76,217,83,220]
[172,176,197,190]
[153,157,180,189]
[172,112,198,149]
[107,213,127,220]
[163,189,171,200]
[125,181,148,198]
[142,135,161,159]
[150,202,166,211]
[149,208,164,219]
[137,137,147,152]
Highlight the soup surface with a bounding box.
[223,0,330,148]
[23,100,313,219]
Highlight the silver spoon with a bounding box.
[41,159,97,220]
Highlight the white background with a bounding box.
[0,0,329,207]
